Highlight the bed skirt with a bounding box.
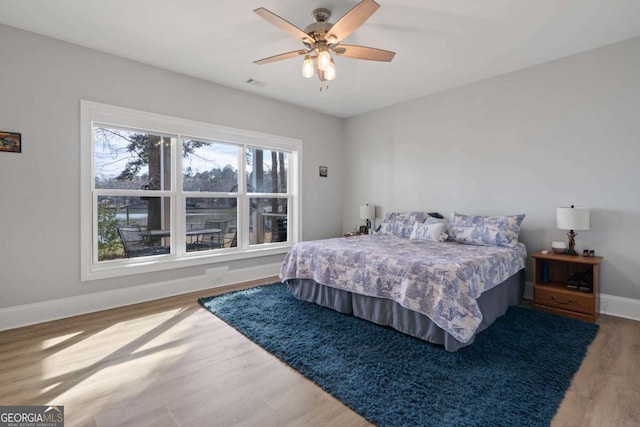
[286,269,525,351]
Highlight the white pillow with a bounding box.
[424,216,446,226]
[409,221,447,242]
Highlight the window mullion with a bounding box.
[174,137,184,255]
[94,189,173,198]
[238,145,248,249]
[92,192,99,265]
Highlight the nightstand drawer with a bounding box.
[535,286,594,315]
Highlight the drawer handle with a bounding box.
[551,296,573,305]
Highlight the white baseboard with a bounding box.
[2,271,637,332]
[0,263,281,332]
[600,293,640,322]
[524,281,640,322]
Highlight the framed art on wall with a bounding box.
[0,131,21,153]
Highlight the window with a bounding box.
[81,101,301,280]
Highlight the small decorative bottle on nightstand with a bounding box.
[532,252,602,322]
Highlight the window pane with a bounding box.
[185,197,238,252]
[182,140,240,192]
[246,148,289,193]
[94,127,172,190]
[97,195,171,261]
[250,198,288,245]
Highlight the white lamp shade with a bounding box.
[556,207,590,230]
[360,204,375,220]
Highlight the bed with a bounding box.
[279,212,527,351]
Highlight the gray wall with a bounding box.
[2,21,639,312]
[343,36,640,300]
[0,24,344,308]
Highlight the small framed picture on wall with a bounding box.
[319,166,328,178]
[0,131,21,153]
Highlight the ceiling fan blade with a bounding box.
[254,49,309,65]
[253,7,315,45]
[325,0,380,44]
[333,44,395,62]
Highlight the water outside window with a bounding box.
[97,195,171,260]
[185,197,238,252]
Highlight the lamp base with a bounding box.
[566,230,578,256]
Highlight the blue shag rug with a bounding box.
[198,283,599,427]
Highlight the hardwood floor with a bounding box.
[553,314,640,427]
[0,279,638,427]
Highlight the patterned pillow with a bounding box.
[447,212,525,247]
[377,211,433,238]
[409,221,447,242]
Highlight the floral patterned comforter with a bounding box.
[279,234,527,343]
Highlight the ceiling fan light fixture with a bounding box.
[317,49,331,71]
[324,58,336,81]
[302,55,314,78]
[253,0,395,84]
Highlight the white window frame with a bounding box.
[80,101,302,281]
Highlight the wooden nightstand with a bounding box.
[532,252,602,323]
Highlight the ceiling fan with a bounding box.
[253,0,395,82]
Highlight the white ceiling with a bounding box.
[1,0,640,118]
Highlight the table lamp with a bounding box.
[360,204,375,234]
[556,205,590,256]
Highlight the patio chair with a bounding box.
[117,224,170,258]
[205,219,228,245]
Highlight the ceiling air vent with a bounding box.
[245,78,267,88]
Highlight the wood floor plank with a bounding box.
[0,278,638,427]
[551,314,640,426]
[95,405,179,427]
